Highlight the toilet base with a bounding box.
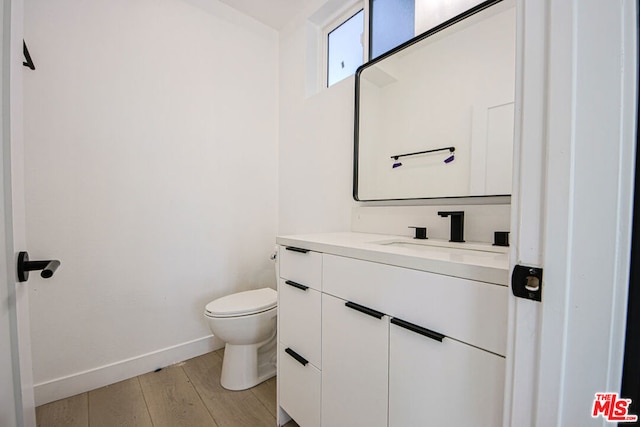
[220,332,277,391]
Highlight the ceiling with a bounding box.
[216,0,312,30]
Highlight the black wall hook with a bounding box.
[23,40,35,70]
[17,251,60,282]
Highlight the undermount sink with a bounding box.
[372,238,509,255]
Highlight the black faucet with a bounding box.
[438,211,465,242]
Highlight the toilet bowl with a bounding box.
[204,287,277,390]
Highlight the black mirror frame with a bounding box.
[354,0,507,202]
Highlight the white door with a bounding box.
[1,0,36,425]
[506,0,637,426]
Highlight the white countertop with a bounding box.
[276,232,510,286]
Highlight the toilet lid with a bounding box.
[205,288,277,317]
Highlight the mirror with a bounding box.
[354,0,515,201]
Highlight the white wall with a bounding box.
[278,1,356,235]
[23,0,278,404]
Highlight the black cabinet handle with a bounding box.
[285,246,310,254]
[285,280,309,291]
[345,301,385,319]
[391,317,445,342]
[285,347,308,366]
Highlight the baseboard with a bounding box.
[34,335,224,406]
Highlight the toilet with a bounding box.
[204,287,277,390]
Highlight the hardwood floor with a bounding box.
[36,349,299,427]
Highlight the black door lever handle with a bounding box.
[17,251,61,282]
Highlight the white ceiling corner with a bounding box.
[215,0,314,30]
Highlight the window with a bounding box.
[370,0,415,60]
[326,9,365,87]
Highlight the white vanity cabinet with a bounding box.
[277,246,322,427]
[276,234,509,427]
[323,253,507,427]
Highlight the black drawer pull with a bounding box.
[391,317,445,342]
[285,246,310,254]
[285,347,308,366]
[345,301,385,319]
[285,280,309,291]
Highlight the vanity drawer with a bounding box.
[278,278,321,368]
[279,343,321,427]
[279,246,322,291]
[322,254,508,356]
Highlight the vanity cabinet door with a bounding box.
[388,318,505,427]
[321,294,388,427]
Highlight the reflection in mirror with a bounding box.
[370,0,488,59]
[354,0,515,201]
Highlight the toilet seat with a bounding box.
[205,288,277,318]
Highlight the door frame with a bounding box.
[3,0,35,425]
[621,1,640,410]
[2,0,21,424]
[502,0,547,424]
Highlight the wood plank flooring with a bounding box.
[36,349,299,427]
